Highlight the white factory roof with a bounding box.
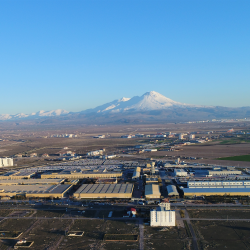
[167,185,179,196]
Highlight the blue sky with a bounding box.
[1,0,250,114]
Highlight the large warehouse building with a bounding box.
[0,179,65,185]
[73,184,133,199]
[0,171,36,180]
[0,184,72,198]
[167,185,179,196]
[41,169,122,179]
[184,180,250,196]
[207,170,242,176]
[145,184,161,199]
[174,169,187,177]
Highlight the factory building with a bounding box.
[188,180,250,188]
[150,203,175,227]
[145,184,161,199]
[146,177,159,184]
[183,188,250,197]
[179,133,184,140]
[0,158,13,167]
[41,169,122,179]
[87,149,105,156]
[184,180,250,196]
[167,185,179,196]
[0,171,36,180]
[189,134,195,140]
[174,169,187,177]
[0,179,65,185]
[0,184,72,198]
[207,170,242,176]
[132,167,141,179]
[144,149,157,152]
[73,184,133,199]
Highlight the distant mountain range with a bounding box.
[1,91,250,124]
[0,109,69,121]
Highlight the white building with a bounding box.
[189,134,195,140]
[179,133,184,140]
[0,158,14,167]
[150,203,175,227]
[174,169,187,177]
[93,135,105,139]
[154,135,166,138]
[132,167,141,179]
[144,149,157,152]
[207,170,242,176]
[87,149,105,156]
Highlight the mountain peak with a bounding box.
[143,91,160,96]
[82,91,191,114]
[118,97,130,102]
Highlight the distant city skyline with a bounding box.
[1,0,250,114]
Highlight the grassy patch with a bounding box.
[217,154,250,162]
[219,137,250,145]
[104,234,138,241]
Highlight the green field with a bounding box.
[219,137,250,145]
[217,154,250,162]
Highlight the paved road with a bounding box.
[184,209,199,250]
[139,218,144,250]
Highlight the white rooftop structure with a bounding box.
[174,169,187,177]
[167,185,179,196]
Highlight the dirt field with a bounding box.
[1,122,250,168]
[187,209,250,219]
[144,225,191,250]
[192,220,250,250]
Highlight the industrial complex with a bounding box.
[0,156,249,204]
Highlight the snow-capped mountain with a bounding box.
[0,109,69,121]
[0,91,249,123]
[83,91,195,114]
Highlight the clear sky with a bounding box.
[1,0,250,114]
